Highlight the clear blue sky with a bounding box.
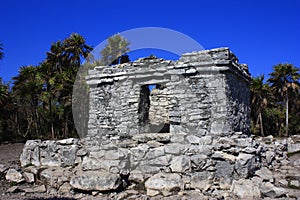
[0,0,299,83]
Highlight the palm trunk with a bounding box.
[285,96,289,137]
[259,112,264,136]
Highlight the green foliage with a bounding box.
[250,63,300,137]
[100,34,130,65]
[0,33,93,142]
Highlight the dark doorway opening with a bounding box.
[138,84,170,133]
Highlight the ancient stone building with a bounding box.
[17,48,298,199]
[86,47,251,140]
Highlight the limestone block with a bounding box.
[170,155,191,173]
[190,171,213,191]
[70,171,122,191]
[5,168,24,183]
[23,172,35,183]
[230,179,261,199]
[145,173,183,196]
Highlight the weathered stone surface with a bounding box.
[40,167,71,187]
[230,179,261,199]
[170,155,190,173]
[22,185,46,193]
[260,182,287,198]
[255,167,273,182]
[145,173,183,196]
[20,140,41,166]
[5,168,24,183]
[190,171,213,190]
[0,164,8,173]
[23,172,35,183]
[215,161,234,189]
[288,143,300,154]
[234,153,257,178]
[70,171,122,191]
[58,182,72,194]
[57,138,78,145]
[6,186,18,193]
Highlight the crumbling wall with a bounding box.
[87,47,251,140]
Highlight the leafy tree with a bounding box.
[267,63,300,136]
[100,34,130,65]
[12,66,43,138]
[250,75,271,136]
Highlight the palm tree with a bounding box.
[0,78,8,104]
[268,63,300,136]
[12,66,43,138]
[250,75,271,136]
[100,34,130,65]
[63,33,93,67]
[0,42,4,60]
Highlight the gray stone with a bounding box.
[288,143,300,154]
[57,138,78,145]
[190,154,207,170]
[58,182,72,194]
[234,153,257,178]
[23,172,35,183]
[215,161,234,189]
[40,167,71,187]
[6,186,18,193]
[22,185,46,193]
[5,168,24,183]
[265,150,275,165]
[145,173,183,196]
[190,171,213,191]
[20,140,41,166]
[186,135,201,144]
[70,171,122,191]
[255,167,273,182]
[290,180,300,187]
[260,182,287,198]
[0,164,8,173]
[170,155,190,173]
[60,144,78,166]
[230,179,261,199]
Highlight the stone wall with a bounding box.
[16,134,300,198]
[86,47,251,140]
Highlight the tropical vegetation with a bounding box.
[0,34,299,142]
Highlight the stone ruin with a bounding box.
[12,48,300,199]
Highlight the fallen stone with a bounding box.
[22,185,46,193]
[6,186,18,193]
[23,172,35,183]
[57,138,79,145]
[230,179,261,199]
[40,167,71,187]
[145,173,183,196]
[288,143,300,154]
[58,182,72,194]
[70,171,122,191]
[290,180,300,188]
[0,164,8,173]
[255,167,273,182]
[5,168,24,183]
[260,182,287,198]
